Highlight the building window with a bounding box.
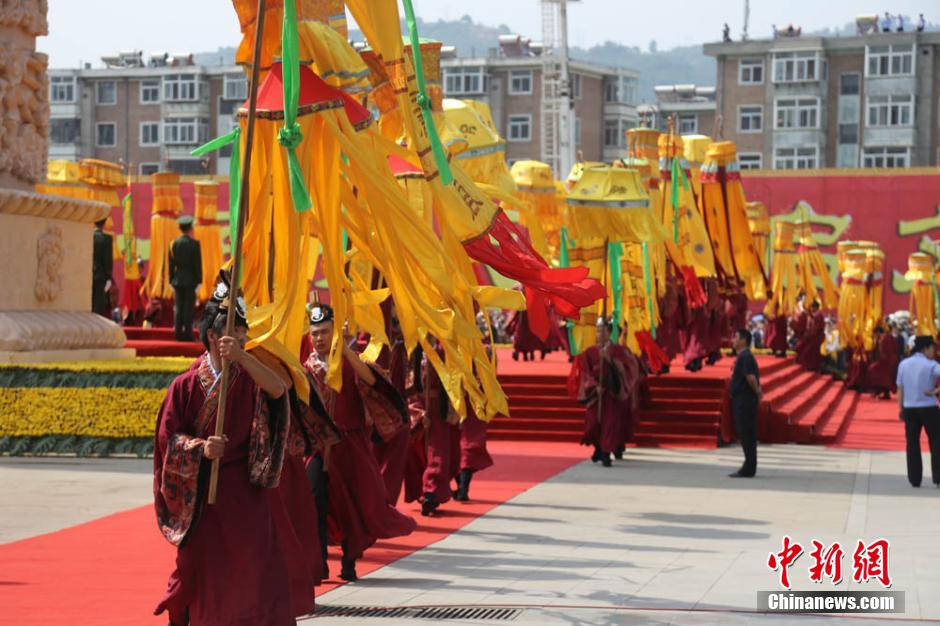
[139,163,160,176]
[50,118,80,145]
[838,123,858,144]
[604,119,622,147]
[772,51,819,83]
[575,116,582,145]
[571,73,582,100]
[739,153,763,169]
[163,74,199,102]
[96,122,116,148]
[50,76,76,103]
[738,105,763,132]
[223,73,248,101]
[678,113,697,134]
[140,79,160,104]
[775,98,819,129]
[140,122,160,147]
[163,117,208,145]
[96,81,116,106]
[739,58,764,85]
[866,45,914,77]
[621,77,637,104]
[839,73,860,95]
[443,67,485,95]
[509,70,533,95]
[168,158,207,176]
[604,80,620,103]
[861,146,910,168]
[866,94,913,127]
[507,114,532,142]
[774,146,818,169]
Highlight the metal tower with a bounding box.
[540,0,578,178]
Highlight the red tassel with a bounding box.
[635,330,670,373]
[680,266,707,308]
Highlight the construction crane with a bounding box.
[540,0,579,178]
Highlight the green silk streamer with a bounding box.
[401,0,454,185]
[670,156,690,245]
[279,0,312,212]
[642,242,657,340]
[192,127,242,242]
[608,242,624,343]
[560,227,577,356]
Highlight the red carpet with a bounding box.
[0,440,584,625]
[124,327,204,358]
[833,393,928,451]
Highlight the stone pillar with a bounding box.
[0,0,132,362]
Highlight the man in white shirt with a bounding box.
[896,335,940,487]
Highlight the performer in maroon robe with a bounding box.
[410,341,461,515]
[866,325,900,399]
[505,309,546,361]
[577,317,633,466]
[656,277,682,373]
[613,331,642,459]
[795,301,825,372]
[154,281,297,626]
[790,297,809,351]
[304,304,416,582]
[452,403,493,501]
[765,302,789,358]
[371,314,412,505]
[682,278,718,372]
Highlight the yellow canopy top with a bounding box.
[79,159,125,187]
[510,159,555,191]
[773,220,797,250]
[905,252,936,283]
[566,161,607,187]
[682,134,713,165]
[626,128,660,161]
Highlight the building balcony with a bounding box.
[161,100,210,118]
[862,126,916,147]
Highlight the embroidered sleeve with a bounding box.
[293,389,342,454]
[156,433,207,546]
[248,388,290,489]
[357,364,408,442]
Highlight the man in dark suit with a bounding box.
[729,328,761,478]
[92,219,113,318]
[168,216,202,342]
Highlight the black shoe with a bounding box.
[613,446,624,460]
[729,470,755,478]
[512,351,519,361]
[340,559,358,582]
[454,469,473,502]
[421,492,439,516]
[658,365,670,375]
[601,456,612,467]
[911,483,921,488]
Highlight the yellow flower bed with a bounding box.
[0,357,191,374]
[0,387,166,438]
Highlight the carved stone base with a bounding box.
[0,348,136,364]
[0,310,129,356]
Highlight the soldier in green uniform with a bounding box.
[168,216,202,342]
[92,219,113,318]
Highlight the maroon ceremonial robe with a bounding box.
[505,310,545,355]
[154,355,295,626]
[617,349,642,448]
[656,281,682,361]
[371,341,411,504]
[458,405,493,473]
[305,356,416,561]
[866,332,899,393]
[766,315,789,354]
[846,346,868,390]
[415,351,460,503]
[795,312,825,371]
[577,343,632,453]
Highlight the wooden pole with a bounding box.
[597,238,609,423]
[207,0,267,505]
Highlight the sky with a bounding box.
[44,0,936,68]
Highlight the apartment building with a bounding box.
[704,29,940,169]
[638,84,717,137]
[440,36,640,164]
[49,51,245,176]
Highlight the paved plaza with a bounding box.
[2,444,938,625]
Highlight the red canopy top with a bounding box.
[240,62,371,129]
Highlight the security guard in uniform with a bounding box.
[91,219,113,318]
[168,216,202,342]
